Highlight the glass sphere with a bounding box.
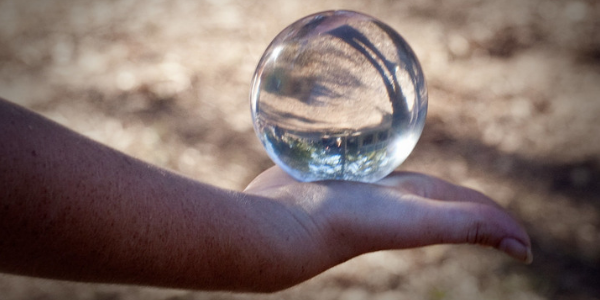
[250,10,428,183]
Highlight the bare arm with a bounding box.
[0,98,531,292]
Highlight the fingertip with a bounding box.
[525,247,534,264]
[244,166,297,193]
[428,201,532,261]
[499,237,533,264]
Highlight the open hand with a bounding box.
[244,166,531,289]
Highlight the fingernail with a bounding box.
[499,238,533,264]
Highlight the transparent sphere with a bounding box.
[250,10,428,183]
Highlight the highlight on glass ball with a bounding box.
[250,10,428,183]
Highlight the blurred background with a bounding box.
[0,0,599,299]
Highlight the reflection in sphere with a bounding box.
[251,10,428,182]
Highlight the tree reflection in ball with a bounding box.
[251,10,428,183]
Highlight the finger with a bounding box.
[376,172,502,208]
[347,194,532,263]
[373,175,529,261]
[417,200,532,263]
[244,166,297,193]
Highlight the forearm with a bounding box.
[0,98,314,291]
[0,98,532,291]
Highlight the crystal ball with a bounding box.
[250,10,428,183]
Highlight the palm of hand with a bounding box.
[243,166,531,288]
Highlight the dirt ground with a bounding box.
[1,0,599,299]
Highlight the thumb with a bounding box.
[418,200,532,263]
[373,173,532,263]
[333,192,532,264]
[401,199,531,263]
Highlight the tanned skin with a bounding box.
[0,98,531,292]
